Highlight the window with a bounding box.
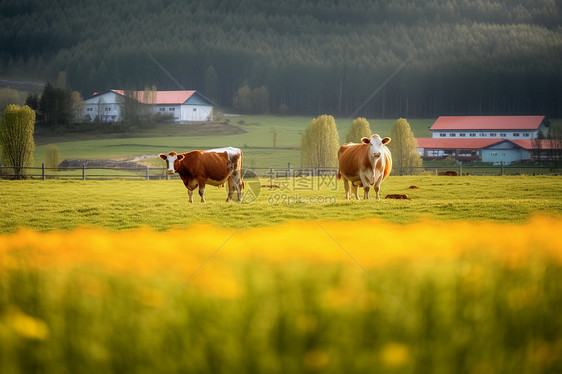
[193,108,197,112]
[469,133,476,137]
[523,133,530,137]
[159,108,166,112]
[479,133,487,136]
[460,133,466,137]
[87,107,93,112]
[500,133,506,137]
[105,107,111,112]
[490,133,497,137]
[169,108,175,111]
[513,133,520,137]
[449,133,456,137]
[440,133,446,137]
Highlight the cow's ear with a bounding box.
[159,154,167,160]
[382,137,391,145]
[361,137,370,144]
[177,154,185,161]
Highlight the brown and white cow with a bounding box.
[159,147,243,203]
[337,134,392,200]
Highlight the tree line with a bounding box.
[1,0,561,117]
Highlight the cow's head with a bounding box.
[361,134,391,160]
[159,151,185,174]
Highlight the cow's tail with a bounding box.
[239,152,245,189]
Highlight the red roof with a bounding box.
[510,139,560,150]
[430,116,545,131]
[111,90,196,104]
[416,138,559,150]
[416,138,501,149]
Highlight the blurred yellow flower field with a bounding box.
[2,215,561,276]
[1,216,561,373]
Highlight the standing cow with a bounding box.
[159,147,244,203]
[337,134,392,200]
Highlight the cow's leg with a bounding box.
[343,178,350,200]
[226,176,235,202]
[374,176,383,200]
[363,185,370,200]
[351,184,360,200]
[231,170,243,201]
[359,175,370,200]
[198,181,206,203]
[187,189,194,203]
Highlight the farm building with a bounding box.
[416,138,558,164]
[82,90,214,123]
[428,116,548,139]
[416,116,557,164]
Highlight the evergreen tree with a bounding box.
[387,118,422,175]
[0,105,35,179]
[345,117,371,143]
[301,114,340,167]
[38,82,73,128]
[24,92,40,113]
[203,65,219,101]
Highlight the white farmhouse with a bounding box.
[82,90,214,123]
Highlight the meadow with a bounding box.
[2,117,561,373]
[0,175,561,232]
[33,116,434,169]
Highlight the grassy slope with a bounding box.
[1,175,560,233]
[33,116,435,168]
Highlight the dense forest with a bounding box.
[1,0,561,117]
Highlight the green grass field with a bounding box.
[33,116,435,169]
[1,175,560,233]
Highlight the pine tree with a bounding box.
[387,118,422,175]
[203,65,219,101]
[345,117,371,143]
[301,114,340,167]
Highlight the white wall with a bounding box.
[432,131,535,139]
[482,148,529,165]
[83,92,124,122]
[180,105,213,122]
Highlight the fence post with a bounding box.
[500,162,504,176]
[459,161,462,176]
[288,162,291,175]
[82,164,86,181]
[146,166,149,181]
[42,163,45,180]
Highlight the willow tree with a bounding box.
[345,117,371,143]
[0,105,35,179]
[387,118,422,175]
[301,114,340,167]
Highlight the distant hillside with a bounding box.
[1,0,561,117]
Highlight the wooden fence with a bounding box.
[0,162,560,180]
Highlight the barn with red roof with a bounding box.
[82,90,214,123]
[416,116,556,164]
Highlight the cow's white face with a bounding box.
[362,134,391,160]
[159,152,184,174]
